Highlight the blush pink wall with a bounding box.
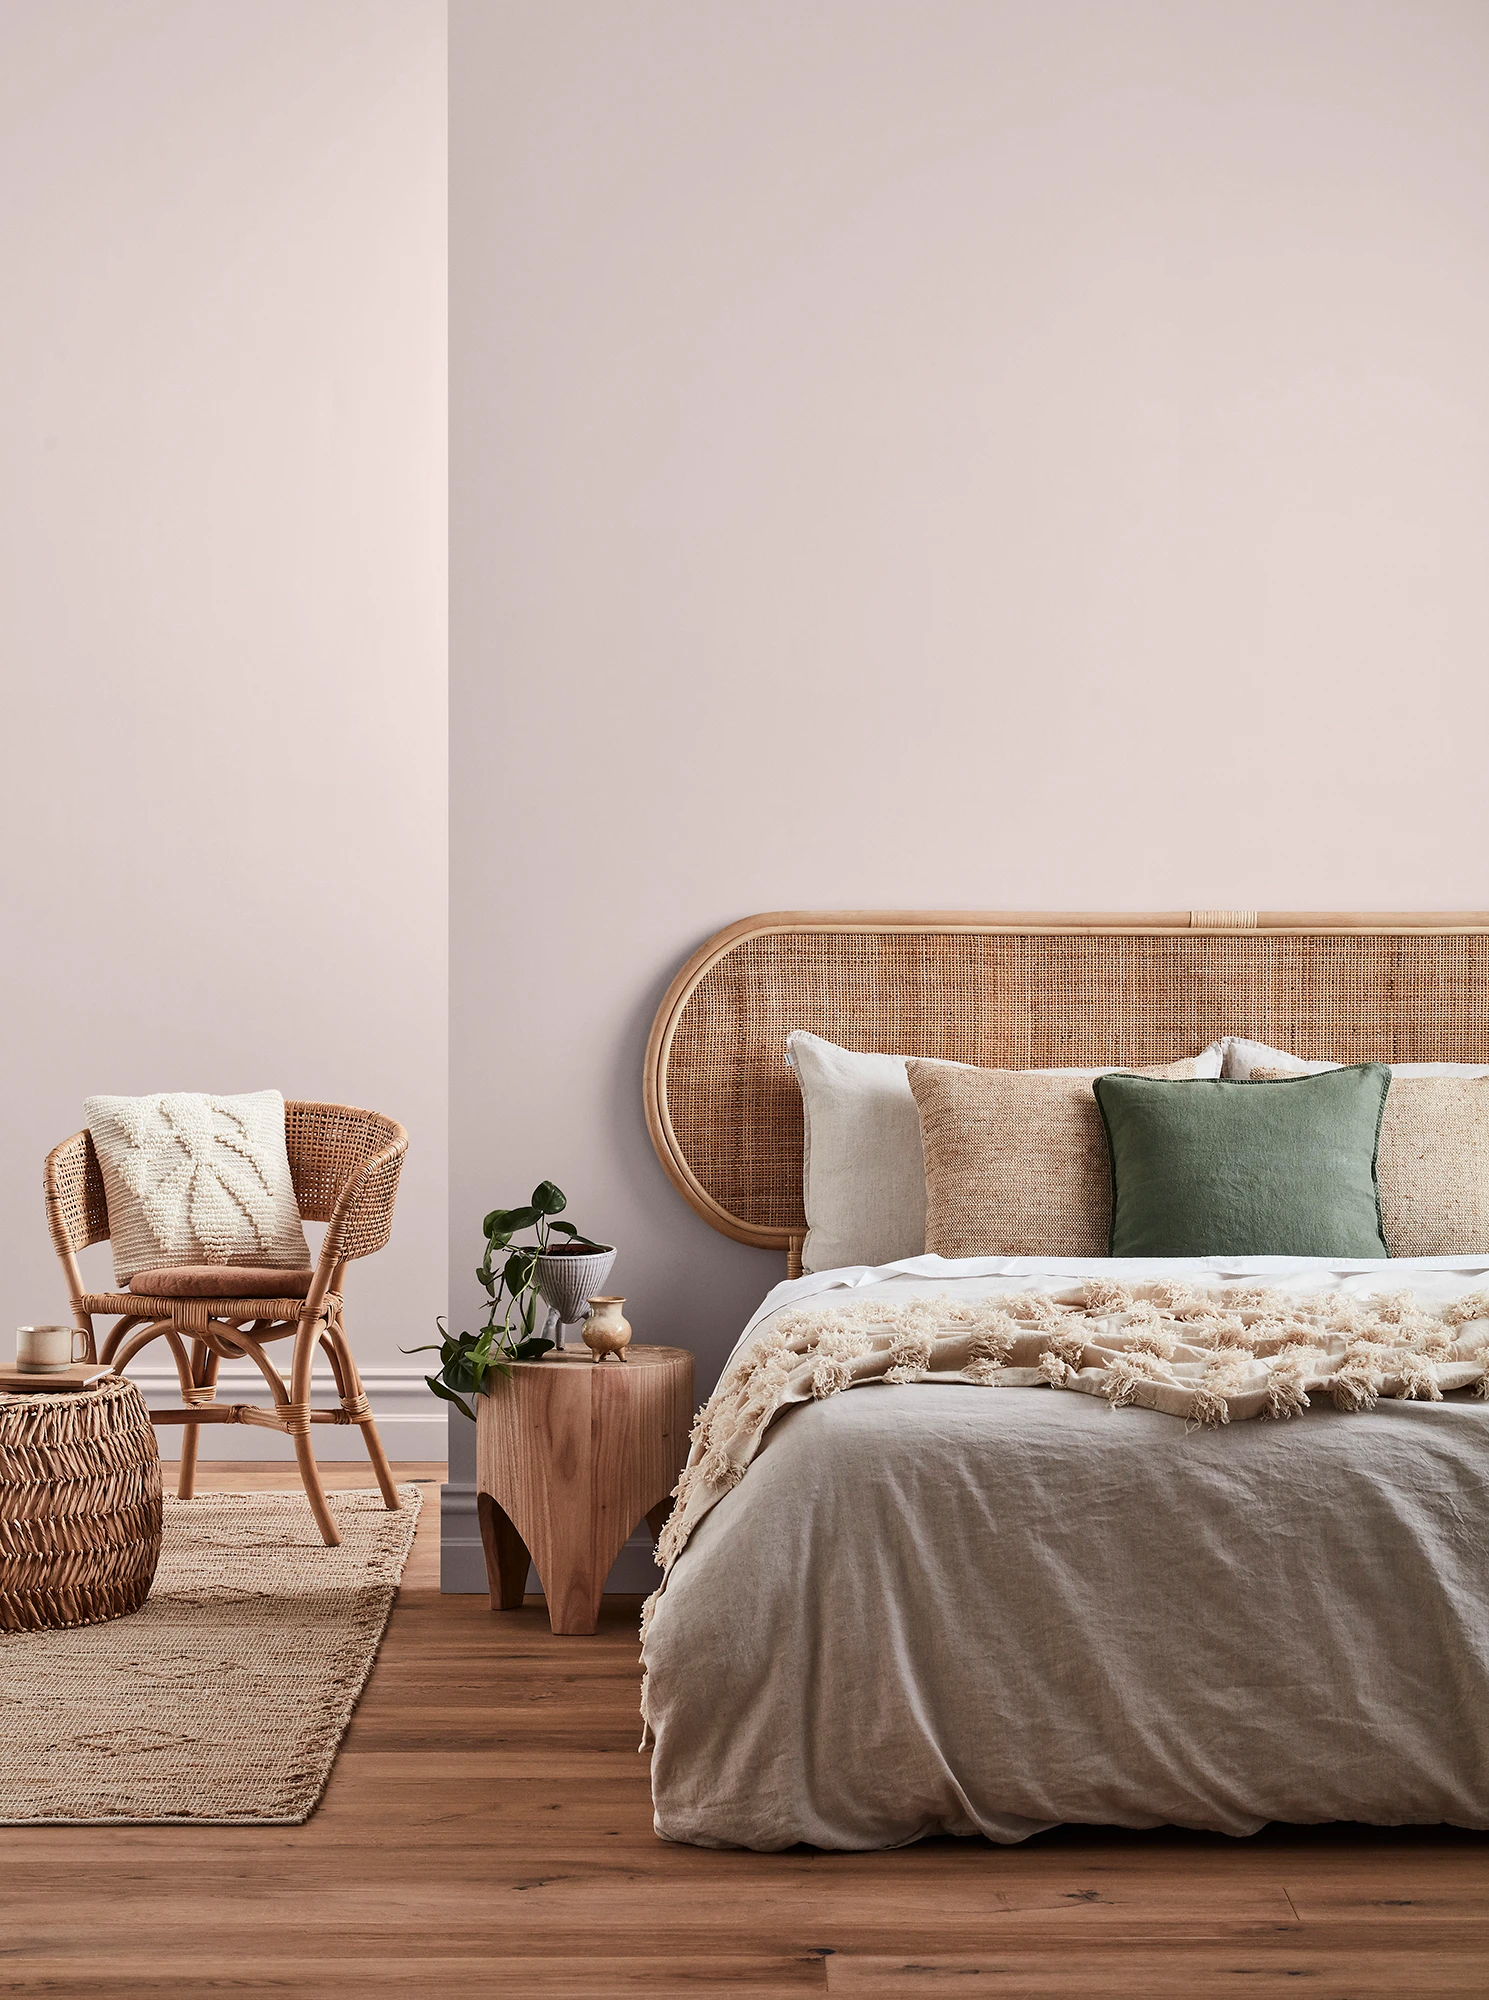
[1,2,447,1456]
[451,0,1489,1551]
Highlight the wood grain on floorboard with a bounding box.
[3,1463,1485,1999]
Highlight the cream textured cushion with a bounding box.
[1252,1068,1489,1257]
[787,1033,956,1273]
[1222,1036,1489,1081]
[84,1090,311,1286]
[907,1058,1203,1259]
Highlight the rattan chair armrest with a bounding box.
[320,1129,408,1265]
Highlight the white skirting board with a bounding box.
[129,1362,447,1462]
[437,1480,663,1596]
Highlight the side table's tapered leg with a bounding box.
[477,1491,532,1611]
[538,1548,607,1637]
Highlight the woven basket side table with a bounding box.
[0,1375,163,1632]
[476,1345,694,1636]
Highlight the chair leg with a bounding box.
[176,1339,218,1501]
[291,1315,340,1548]
[358,1415,401,1512]
[177,1421,200,1501]
[293,1428,341,1548]
[326,1314,400,1512]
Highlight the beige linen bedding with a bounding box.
[642,1256,1489,1851]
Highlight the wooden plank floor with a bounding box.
[4,1463,1488,1998]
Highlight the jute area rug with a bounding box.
[0,1483,421,1826]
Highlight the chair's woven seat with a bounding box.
[79,1290,333,1325]
[127,1266,316,1299]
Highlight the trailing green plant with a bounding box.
[406,1181,606,1419]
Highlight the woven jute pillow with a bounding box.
[1253,1069,1489,1257]
[906,1058,1200,1258]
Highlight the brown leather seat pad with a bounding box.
[126,1265,315,1299]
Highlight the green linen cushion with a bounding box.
[1091,1066,1391,1259]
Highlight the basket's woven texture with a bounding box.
[0,1377,162,1633]
[0,1484,420,1825]
[662,926,1489,1240]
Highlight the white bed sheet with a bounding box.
[644,1255,1489,1850]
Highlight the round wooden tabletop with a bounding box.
[518,1342,693,1370]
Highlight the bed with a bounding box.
[639,910,1489,1850]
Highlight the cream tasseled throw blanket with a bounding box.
[642,1277,1489,1641]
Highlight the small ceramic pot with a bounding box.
[582,1297,631,1363]
[533,1246,617,1343]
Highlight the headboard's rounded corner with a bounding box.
[643,915,800,1253]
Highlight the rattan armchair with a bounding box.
[43,1103,408,1547]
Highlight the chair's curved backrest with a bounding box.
[45,1103,408,1265]
[44,1130,110,1258]
[286,1102,408,1261]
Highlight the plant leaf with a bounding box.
[545,1220,578,1239]
[531,1181,567,1216]
[485,1209,537,1239]
[510,1336,555,1360]
[503,1248,538,1291]
[425,1375,475,1421]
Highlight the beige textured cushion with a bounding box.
[1253,1069,1489,1257]
[127,1265,315,1300]
[1223,1037,1489,1081]
[84,1089,311,1286]
[907,1058,1200,1258]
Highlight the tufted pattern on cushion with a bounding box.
[83,1091,311,1285]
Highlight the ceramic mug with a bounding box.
[15,1325,89,1372]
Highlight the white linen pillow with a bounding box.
[786,1031,1224,1274]
[1221,1036,1489,1080]
[84,1089,311,1286]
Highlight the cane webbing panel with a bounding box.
[646,916,1489,1249]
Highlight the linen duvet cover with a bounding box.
[642,1254,1489,1850]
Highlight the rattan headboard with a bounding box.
[644,909,1489,1264]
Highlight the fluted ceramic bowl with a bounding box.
[532,1245,617,1333]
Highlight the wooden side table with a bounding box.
[475,1345,694,1636]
